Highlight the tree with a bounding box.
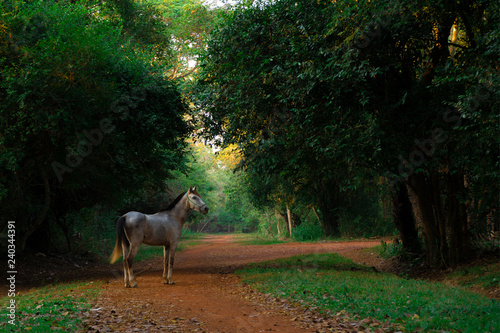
[196,0,499,265]
[167,142,264,233]
[360,0,499,265]
[143,0,217,80]
[0,0,190,252]
[196,0,385,237]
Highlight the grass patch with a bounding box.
[375,242,499,294]
[236,253,500,332]
[180,230,207,241]
[233,233,288,246]
[243,253,368,272]
[448,261,500,289]
[132,245,164,262]
[233,232,366,245]
[1,281,102,332]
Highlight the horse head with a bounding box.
[187,186,209,214]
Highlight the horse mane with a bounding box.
[159,192,186,212]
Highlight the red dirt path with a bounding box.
[86,234,383,332]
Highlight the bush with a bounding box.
[292,220,323,241]
[65,206,118,257]
[339,214,396,238]
[380,240,405,259]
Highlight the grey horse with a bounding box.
[110,187,209,287]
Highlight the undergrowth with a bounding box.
[1,281,102,332]
[236,253,500,332]
[448,261,500,291]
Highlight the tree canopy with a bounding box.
[0,0,497,267]
[0,0,190,251]
[196,0,499,265]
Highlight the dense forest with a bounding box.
[0,0,498,267]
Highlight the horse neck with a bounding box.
[169,194,190,225]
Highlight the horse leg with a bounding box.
[164,244,177,285]
[122,242,131,287]
[162,244,170,284]
[125,243,140,288]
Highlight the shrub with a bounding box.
[292,220,323,241]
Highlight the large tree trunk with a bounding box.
[408,173,440,265]
[447,171,469,265]
[392,181,421,254]
[430,174,449,265]
[316,179,340,236]
[408,170,470,267]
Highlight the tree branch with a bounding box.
[172,61,199,80]
[447,42,468,49]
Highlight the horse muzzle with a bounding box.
[202,206,209,214]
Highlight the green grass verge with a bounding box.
[236,253,500,332]
[1,281,102,332]
[232,233,288,246]
[375,241,500,293]
[449,262,500,289]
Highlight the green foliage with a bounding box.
[449,263,500,290]
[237,254,500,332]
[146,0,216,80]
[0,281,102,332]
[63,206,118,255]
[379,240,405,259]
[292,220,323,242]
[339,216,396,239]
[256,210,283,237]
[195,0,396,236]
[168,143,268,233]
[242,253,365,272]
[196,0,499,264]
[0,0,189,251]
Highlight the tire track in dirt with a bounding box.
[87,235,382,332]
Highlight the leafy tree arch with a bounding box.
[196,0,499,265]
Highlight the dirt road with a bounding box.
[87,235,381,332]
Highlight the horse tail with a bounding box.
[110,216,128,263]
